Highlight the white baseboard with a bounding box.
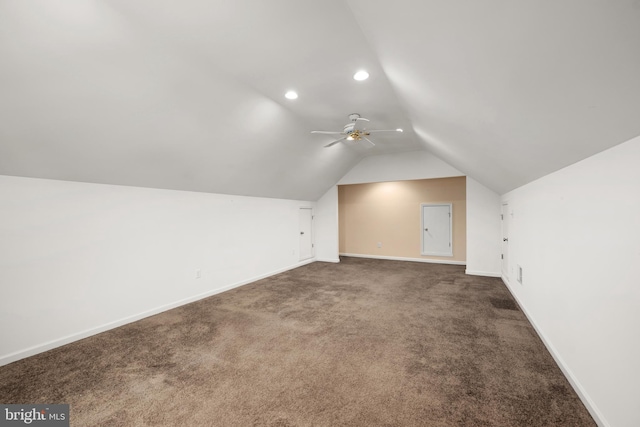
[316,258,340,263]
[501,277,608,427]
[465,269,501,277]
[340,253,466,266]
[0,259,316,367]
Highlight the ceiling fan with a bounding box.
[311,113,402,148]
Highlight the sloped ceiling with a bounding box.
[1,1,639,200]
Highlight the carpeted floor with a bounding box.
[0,257,595,426]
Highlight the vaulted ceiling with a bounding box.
[1,0,639,200]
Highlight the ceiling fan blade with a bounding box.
[324,136,348,148]
[311,131,345,135]
[353,117,370,132]
[362,136,375,147]
[366,129,401,133]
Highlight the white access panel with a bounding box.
[421,204,453,256]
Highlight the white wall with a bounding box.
[314,186,340,262]
[0,175,314,365]
[465,177,501,276]
[502,135,640,427]
[338,150,462,184]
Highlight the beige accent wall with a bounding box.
[338,177,466,262]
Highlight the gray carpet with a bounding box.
[0,257,595,426]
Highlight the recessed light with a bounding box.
[396,128,403,132]
[285,90,298,100]
[353,70,369,81]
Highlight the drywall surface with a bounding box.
[339,177,466,262]
[314,186,339,262]
[338,150,462,185]
[501,135,640,427]
[0,175,314,365]
[465,177,501,276]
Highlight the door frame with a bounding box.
[501,202,509,282]
[299,207,314,261]
[420,203,453,257]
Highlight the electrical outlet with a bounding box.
[517,265,523,284]
[196,269,201,279]
[377,242,382,248]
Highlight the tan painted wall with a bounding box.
[338,177,466,262]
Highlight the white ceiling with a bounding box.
[1,0,639,200]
